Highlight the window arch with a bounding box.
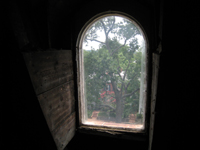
[77,12,148,132]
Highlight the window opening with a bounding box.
[78,14,147,131]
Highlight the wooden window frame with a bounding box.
[76,11,150,139]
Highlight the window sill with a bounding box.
[77,124,147,141]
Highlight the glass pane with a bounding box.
[81,15,146,130]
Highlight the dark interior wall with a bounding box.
[3,1,56,149]
[152,1,200,150]
[2,0,200,150]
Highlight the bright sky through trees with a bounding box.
[83,16,144,50]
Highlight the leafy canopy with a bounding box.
[82,16,145,122]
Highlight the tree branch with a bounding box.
[111,39,127,56]
[107,17,115,35]
[100,20,107,37]
[122,88,139,98]
[117,72,123,80]
[120,82,125,96]
[125,74,138,93]
[85,38,105,45]
[116,57,123,80]
[122,58,131,81]
[120,58,130,96]
[100,20,111,51]
[111,79,119,93]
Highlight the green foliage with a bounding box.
[98,111,108,117]
[137,113,143,119]
[87,110,93,118]
[123,99,139,118]
[109,111,116,118]
[83,16,144,122]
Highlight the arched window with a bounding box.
[77,12,148,132]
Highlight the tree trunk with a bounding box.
[111,79,123,123]
[116,95,122,123]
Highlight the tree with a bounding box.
[83,16,143,123]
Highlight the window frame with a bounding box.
[76,11,150,137]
